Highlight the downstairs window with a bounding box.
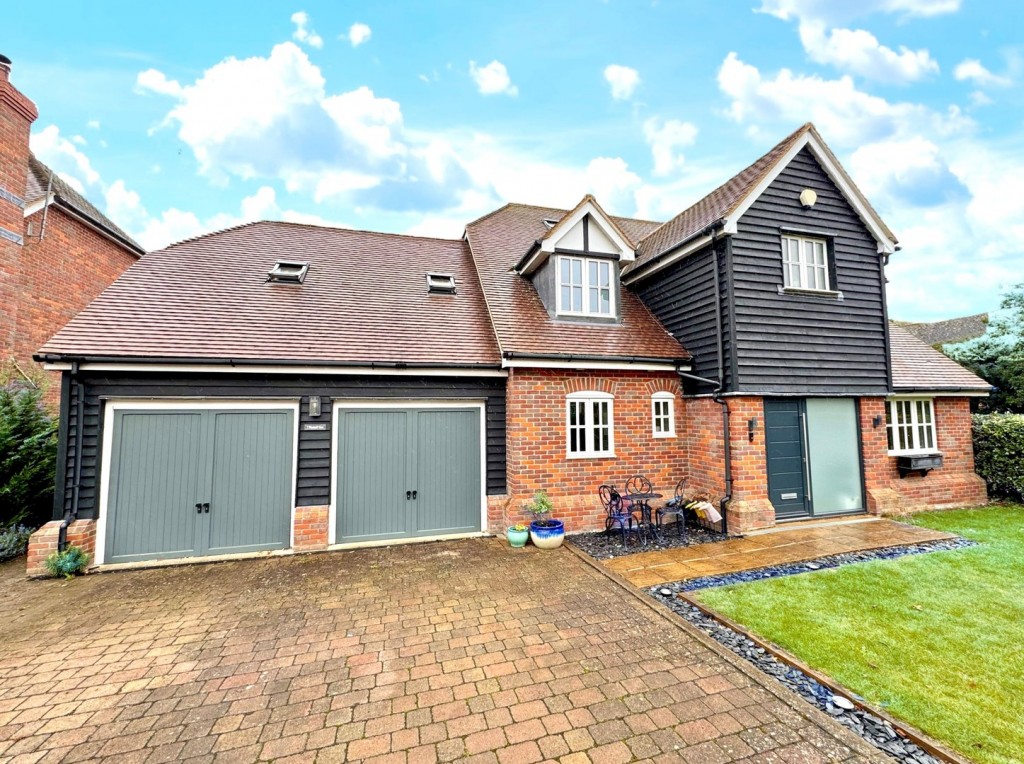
[886,398,937,454]
[566,392,614,458]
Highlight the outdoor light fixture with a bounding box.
[748,417,758,442]
[872,414,884,428]
[799,188,818,209]
[309,396,321,418]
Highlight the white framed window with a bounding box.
[886,398,937,454]
[566,391,614,458]
[781,235,830,291]
[557,256,614,317]
[651,392,676,437]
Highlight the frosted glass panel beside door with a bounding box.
[805,399,864,514]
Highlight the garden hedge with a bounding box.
[973,413,1024,499]
[0,385,58,529]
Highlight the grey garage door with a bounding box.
[336,407,481,543]
[104,408,294,564]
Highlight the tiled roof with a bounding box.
[26,155,144,255]
[889,325,991,392]
[626,123,897,276]
[465,203,688,362]
[39,221,501,366]
[894,313,988,347]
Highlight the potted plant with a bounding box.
[524,491,564,549]
[506,523,529,548]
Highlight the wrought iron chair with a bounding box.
[623,475,656,540]
[599,484,636,545]
[656,478,689,539]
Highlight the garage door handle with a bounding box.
[411,490,417,500]
[196,503,202,514]
[406,490,412,500]
[202,503,210,513]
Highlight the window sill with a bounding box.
[887,450,943,457]
[566,452,617,460]
[778,286,844,300]
[652,432,676,439]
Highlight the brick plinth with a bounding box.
[505,368,686,533]
[25,518,96,577]
[861,396,987,514]
[293,505,329,551]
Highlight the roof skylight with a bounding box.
[426,272,457,294]
[267,260,309,284]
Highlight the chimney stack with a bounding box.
[0,54,11,83]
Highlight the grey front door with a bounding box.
[336,407,481,543]
[764,398,865,520]
[105,408,294,564]
[764,400,810,519]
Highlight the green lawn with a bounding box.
[696,505,1024,764]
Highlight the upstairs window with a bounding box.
[566,392,614,458]
[426,272,457,294]
[886,398,937,454]
[268,260,309,284]
[781,235,830,291]
[651,392,676,438]
[557,256,614,318]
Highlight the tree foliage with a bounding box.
[0,385,58,529]
[947,284,1024,413]
[972,413,1024,499]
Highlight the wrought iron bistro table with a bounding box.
[624,492,663,543]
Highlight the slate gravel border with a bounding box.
[567,522,729,560]
[648,537,978,764]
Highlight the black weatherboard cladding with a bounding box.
[56,372,507,521]
[729,147,889,395]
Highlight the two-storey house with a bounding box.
[25,123,989,575]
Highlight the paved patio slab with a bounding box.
[0,539,885,763]
[602,518,954,588]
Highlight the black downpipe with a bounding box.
[58,364,85,552]
[705,222,732,534]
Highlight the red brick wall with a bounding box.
[16,207,137,405]
[504,368,686,532]
[862,396,986,512]
[0,64,37,358]
[26,518,96,577]
[293,505,329,551]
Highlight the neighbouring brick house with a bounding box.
[26,121,990,575]
[0,55,144,406]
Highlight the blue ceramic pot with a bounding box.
[529,519,564,549]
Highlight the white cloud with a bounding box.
[797,21,938,83]
[291,11,323,49]
[468,60,518,96]
[758,0,961,22]
[954,59,1011,88]
[643,118,698,176]
[86,120,100,130]
[603,64,640,100]
[29,125,101,193]
[716,52,969,147]
[71,135,87,146]
[136,68,184,97]
[347,23,372,47]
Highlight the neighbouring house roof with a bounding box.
[38,221,501,366]
[26,155,145,256]
[464,203,688,363]
[893,313,989,347]
[889,325,991,393]
[625,123,898,280]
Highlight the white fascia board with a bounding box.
[723,132,897,255]
[23,193,54,218]
[502,358,688,372]
[42,361,508,377]
[539,200,635,260]
[621,234,714,286]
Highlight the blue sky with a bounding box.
[7,0,1024,320]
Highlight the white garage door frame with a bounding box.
[329,399,489,548]
[95,399,301,566]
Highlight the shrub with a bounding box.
[44,545,89,579]
[0,385,58,529]
[973,413,1024,499]
[0,524,32,561]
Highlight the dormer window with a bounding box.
[557,256,613,317]
[426,272,456,294]
[268,260,309,284]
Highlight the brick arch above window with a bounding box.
[562,377,615,395]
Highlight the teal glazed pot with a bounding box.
[507,527,529,548]
[529,519,565,549]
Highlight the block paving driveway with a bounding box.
[0,540,886,763]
